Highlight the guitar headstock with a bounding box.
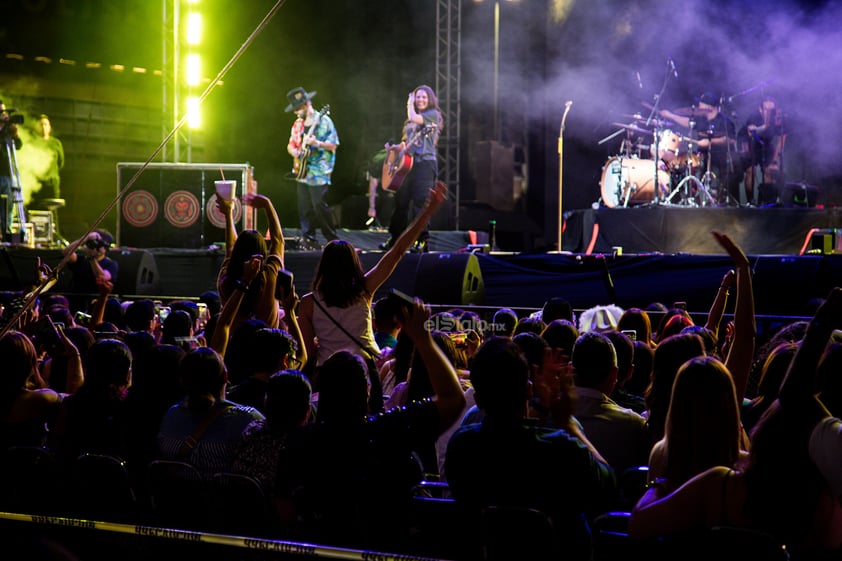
[318,104,331,116]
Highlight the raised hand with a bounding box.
[711,230,749,269]
[244,193,271,209]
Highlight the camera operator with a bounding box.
[62,228,118,312]
[0,100,23,240]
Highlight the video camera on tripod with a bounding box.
[0,108,24,132]
[1,107,28,243]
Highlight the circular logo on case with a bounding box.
[206,195,242,229]
[164,190,200,228]
[122,190,158,228]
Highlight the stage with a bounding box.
[562,205,841,255]
[2,215,842,319]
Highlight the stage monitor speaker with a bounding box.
[781,182,818,208]
[809,229,840,255]
[374,253,485,306]
[116,163,256,249]
[112,249,161,296]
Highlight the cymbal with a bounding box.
[611,122,653,136]
[672,106,711,117]
[621,114,672,128]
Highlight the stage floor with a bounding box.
[562,206,842,255]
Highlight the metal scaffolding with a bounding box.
[435,0,462,229]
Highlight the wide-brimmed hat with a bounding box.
[284,87,317,112]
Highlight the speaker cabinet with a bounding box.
[372,252,485,306]
[112,249,161,296]
[116,163,256,249]
[471,140,517,211]
[781,182,818,208]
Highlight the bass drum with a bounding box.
[600,157,671,208]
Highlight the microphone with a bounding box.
[635,72,643,89]
[668,58,678,78]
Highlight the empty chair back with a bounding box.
[207,472,276,537]
[69,453,138,523]
[146,459,210,531]
[0,446,64,515]
[480,505,561,561]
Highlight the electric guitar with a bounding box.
[292,105,330,180]
[381,124,436,191]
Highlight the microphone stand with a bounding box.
[557,101,573,252]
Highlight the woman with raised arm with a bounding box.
[298,182,447,369]
[630,287,842,555]
[216,193,285,330]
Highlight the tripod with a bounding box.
[2,134,28,244]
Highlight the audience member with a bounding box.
[227,327,298,413]
[233,370,312,496]
[647,356,748,493]
[157,347,264,477]
[446,336,616,561]
[298,183,446,413]
[216,193,285,330]
[617,307,655,348]
[513,316,545,336]
[540,319,579,355]
[491,307,518,337]
[0,330,81,449]
[741,341,797,432]
[371,296,401,350]
[605,329,645,414]
[626,339,653,398]
[571,331,650,473]
[275,299,464,550]
[50,338,132,464]
[540,296,575,324]
[630,289,842,554]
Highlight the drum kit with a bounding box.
[597,110,717,208]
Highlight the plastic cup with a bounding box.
[214,180,236,201]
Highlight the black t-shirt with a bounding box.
[66,255,119,295]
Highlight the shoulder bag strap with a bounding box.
[311,294,381,360]
[176,401,234,461]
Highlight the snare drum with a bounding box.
[650,129,682,163]
[600,157,671,208]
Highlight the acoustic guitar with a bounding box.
[380,124,436,191]
[292,105,330,180]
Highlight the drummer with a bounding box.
[656,92,740,206]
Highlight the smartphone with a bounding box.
[158,306,171,322]
[621,329,637,341]
[34,316,61,351]
[197,302,209,328]
[75,311,92,326]
[673,301,687,311]
[448,332,468,347]
[387,288,416,321]
[275,268,294,300]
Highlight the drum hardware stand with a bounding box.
[643,59,677,205]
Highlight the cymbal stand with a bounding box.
[698,145,718,206]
